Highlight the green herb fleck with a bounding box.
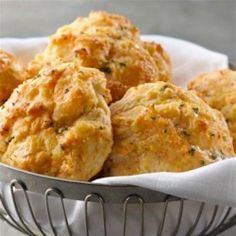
[192,107,199,114]
[223,136,227,141]
[119,62,126,67]
[179,103,185,109]
[99,66,112,74]
[33,74,41,80]
[211,153,218,160]
[181,129,190,137]
[188,146,196,156]
[200,160,205,166]
[151,116,156,121]
[160,85,168,92]
[79,70,84,75]
[220,150,224,155]
[6,136,15,144]
[57,127,68,134]
[209,132,215,137]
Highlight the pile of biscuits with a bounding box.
[0,11,235,180]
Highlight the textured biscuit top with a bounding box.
[188,69,236,151]
[142,41,171,83]
[56,10,139,40]
[104,82,234,176]
[0,62,113,180]
[27,11,172,102]
[0,49,25,105]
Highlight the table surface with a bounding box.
[0,0,236,235]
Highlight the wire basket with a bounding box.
[0,163,236,236]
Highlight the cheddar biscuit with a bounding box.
[188,69,236,151]
[27,11,171,102]
[104,82,234,176]
[0,49,25,105]
[0,62,113,180]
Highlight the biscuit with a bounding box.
[0,50,25,105]
[143,41,172,82]
[104,82,234,176]
[0,62,113,180]
[188,69,236,151]
[27,11,172,102]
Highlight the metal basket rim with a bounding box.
[0,163,173,203]
[0,162,120,187]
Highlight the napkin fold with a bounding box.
[95,159,236,207]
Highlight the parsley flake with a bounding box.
[160,85,168,92]
[192,107,199,114]
[209,132,215,137]
[60,144,65,150]
[57,127,68,134]
[6,136,15,144]
[211,153,218,160]
[119,62,126,67]
[181,129,190,137]
[99,66,112,74]
[188,146,196,156]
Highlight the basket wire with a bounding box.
[0,178,236,236]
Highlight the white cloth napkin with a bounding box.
[0,35,235,236]
[96,159,236,207]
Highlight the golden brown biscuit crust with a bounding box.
[104,82,234,176]
[143,41,172,82]
[0,62,112,180]
[188,69,236,151]
[0,50,25,105]
[27,11,172,102]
